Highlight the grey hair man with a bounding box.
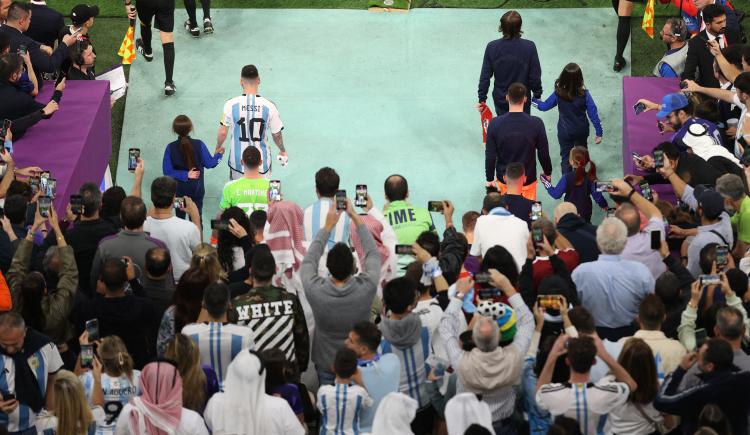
[572,195,655,341]
[716,173,750,255]
[654,17,689,77]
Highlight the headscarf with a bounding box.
[445,393,495,435]
[682,123,741,166]
[350,214,393,288]
[209,350,266,435]
[371,392,418,435]
[265,201,307,277]
[127,361,183,435]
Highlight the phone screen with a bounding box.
[173,197,185,210]
[633,102,646,115]
[395,244,413,255]
[650,230,661,250]
[210,219,229,230]
[654,150,665,168]
[70,195,83,215]
[30,176,40,194]
[47,178,56,198]
[427,201,444,213]
[81,344,94,369]
[716,245,729,271]
[85,318,100,341]
[269,180,281,202]
[38,196,52,218]
[537,295,562,309]
[355,185,367,207]
[639,181,653,201]
[532,227,543,244]
[531,202,542,221]
[40,171,50,193]
[595,181,614,192]
[335,190,347,211]
[128,148,140,172]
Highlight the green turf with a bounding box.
[58,0,750,180]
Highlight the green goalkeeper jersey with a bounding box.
[220,177,270,213]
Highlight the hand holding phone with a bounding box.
[427,201,444,213]
[395,244,413,255]
[633,102,647,115]
[80,344,94,369]
[127,148,140,172]
[355,185,367,208]
[269,180,282,202]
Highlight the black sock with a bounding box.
[163,42,175,83]
[201,0,211,19]
[140,25,152,52]
[616,16,631,59]
[184,0,197,27]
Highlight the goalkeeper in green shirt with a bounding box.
[220,146,271,214]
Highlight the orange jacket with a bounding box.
[0,270,12,311]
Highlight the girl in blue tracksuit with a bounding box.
[533,63,603,174]
[542,146,608,223]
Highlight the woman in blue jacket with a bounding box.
[163,114,223,219]
[533,63,603,174]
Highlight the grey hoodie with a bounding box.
[301,225,380,376]
[380,313,422,348]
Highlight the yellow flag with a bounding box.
[642,0,655,38]
[118,23,136,65]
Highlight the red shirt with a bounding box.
[531,249,580,290]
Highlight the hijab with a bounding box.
[371,393,417,435]
[445,393,495,435]
[127,361,183,435]
[208,351,267,435]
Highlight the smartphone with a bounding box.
[606,207,616,218]
[427,201,444,213]
[699,274,721,286]
[595,181,614,193]
[127,148,140,172]
[531,202,542,221]
[80,344,94,369]
[39,171,50,193]
[46,178,56,198]
[29,176,40,194]
[38,196,52,218]
[679,80,689,90]
[173,197,185,210]
[0,119,10,142]
[716,245,729,272]
[631,152,644,163]
[85,319,100,341]
[210,219,229,231]
[17,44,27,56]
[695,328,708,348]
[654,150,664,169]
[355,184,367,208]
[478,288,501,299]
[657,121,666,133]
[335,189,347,211]
[633,102,647,115]
[741,146,750,167]
[474,272,491,284]
[650,230,661,250]
[395,244,413,255]
[532,227,543,245]
[70,194,83,215]
[2,392,15,401]
[269,180,281,202]
[537,295,561,309]
[639,181,653,201]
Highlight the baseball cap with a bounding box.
[71,4,99,26]
[656,93,689,119]
[694,185,725,219]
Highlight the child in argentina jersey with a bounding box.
[221,94,283,178]
[80,337,141,435]
[317,349,373,435]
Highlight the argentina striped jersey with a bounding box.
[317,383,373,435]
[221,94,283,174]
[379,327,431,409]
[182,322,254,386]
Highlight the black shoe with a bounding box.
[613,56,627,72]
[165,81,176,96]
[203,17,214,34]
[184,20,200,37]
[135,38,153,62]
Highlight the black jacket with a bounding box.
[0,81,45,139]
[555,213,599,263]
[0,25,69,90]
[25,3,65,48]
[655,366,750,435]
[682,28,741,88]
[644,152,723,187]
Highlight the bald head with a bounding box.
[554,202,578,224]
[384,175,408,202]
[615,203,641,236]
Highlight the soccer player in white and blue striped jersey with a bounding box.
[317,348,373,435]
[378,277,434,432]
[182,282,254,386]
[216,64,286,180]
[304,167,352,249]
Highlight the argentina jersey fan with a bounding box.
[221,94,283,175]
